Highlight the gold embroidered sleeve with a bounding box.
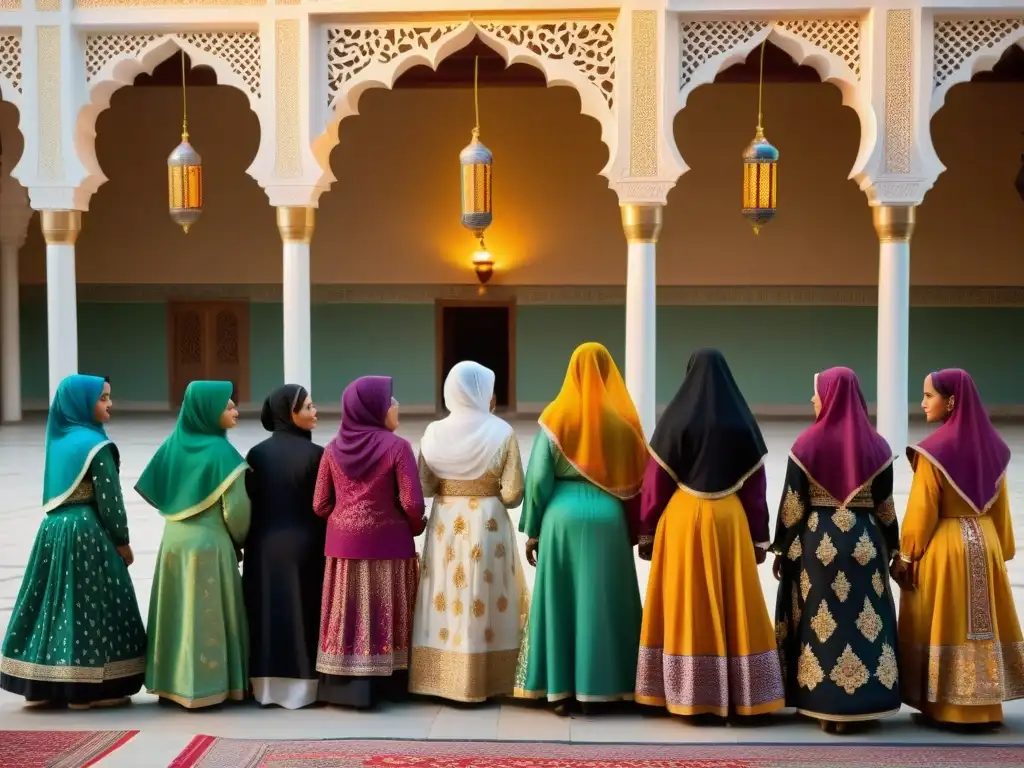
[876,497,897,526]
[418,452,440,498]
[499,435,525,508]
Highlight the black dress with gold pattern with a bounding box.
[771,457,901,722]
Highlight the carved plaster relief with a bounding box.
[85,32,262,97]
[38,26,63,181]
[883,10,913,175]
[933,17,1024,89]
[275,20,302,179]
[0,35,22,95]
[629,10,658,178]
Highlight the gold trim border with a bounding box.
[0,655,145,683]
[138,462,248,522]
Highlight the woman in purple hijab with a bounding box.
[770,367,900,732]
[893,369,1021,730]
[312,376,426,708]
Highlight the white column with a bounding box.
[621,204,662,438]
[277,207,315,390]
[41,210,81,401]
[1,241,21,422]
[873,205,915,453]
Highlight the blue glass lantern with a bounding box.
[742,127,778,234]
[460,127,493,250]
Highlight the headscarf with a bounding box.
[260,383,311,440]
[790,367,894,504]
[329,376,401,480]
[42,374,113,512]
[421,361,513,480]
[539,342,646,499]
[135,380,248,520]
[649,348,767,498]
[908,368,1011,513]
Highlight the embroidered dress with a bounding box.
[773,459,901,721]
[137,381,251,709]
[0,376,145,706]
[411,435,527,701]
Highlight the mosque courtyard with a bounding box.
[0,415,1022,765]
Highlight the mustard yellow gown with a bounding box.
[898,455,1024,724]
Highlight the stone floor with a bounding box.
[1,415,1023,765]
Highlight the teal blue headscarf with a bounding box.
[135,380,247,520]
[42,374,111,512]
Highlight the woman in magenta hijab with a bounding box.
[771,367,900,732]
[893,369,1021,730]
[313,376,426,709]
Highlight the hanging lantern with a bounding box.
[741,40,778,234]
[460,56,493,290]
[167,53,202,234]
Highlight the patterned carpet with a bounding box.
[0,730,137,767]
[170,737,1024,767]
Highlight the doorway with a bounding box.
[436,301,515,411]
[167,302,250,407]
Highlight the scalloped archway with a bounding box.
[930,19,1024,117]
[674,19,874,184]
[312,19,618,188]
[76,32,268,200]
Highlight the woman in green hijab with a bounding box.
[137,380,251,708]
[0,374,146,709]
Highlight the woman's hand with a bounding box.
[772,554,783,581]
[754,546,767,566]
[638,538,654,561]
[890,557,913,590]
[116,544,134,567]
[525,538,539,567]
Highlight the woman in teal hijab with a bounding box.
[137,380,251,708]
[0,374,146,709]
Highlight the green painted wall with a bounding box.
[16,300,1024,408]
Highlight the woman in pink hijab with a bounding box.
[893,369,1021,730]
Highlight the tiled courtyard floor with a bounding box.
[1,415,1023,765]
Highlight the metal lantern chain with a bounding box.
[742,40,779,234]
[168,52,203,234]
[460,55,494,292]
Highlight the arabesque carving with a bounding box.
[0,35,21,95]
[933,18,1024,89]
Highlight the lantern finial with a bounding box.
[741,40,778,233]
[168,52,203,234]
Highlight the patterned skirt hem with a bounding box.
[149,688,246,709]
[0,655,146,683]
[513,687,635,703]
[0,671,144,705]
[796,706,901,723]
[637,694,784,717]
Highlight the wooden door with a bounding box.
[168,302,250,407]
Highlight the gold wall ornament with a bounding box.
[460,56,494,276]
[741,40,779,234]
[168,52,202,233]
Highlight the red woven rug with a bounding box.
[0,730,137,768]
[170,737,1024,768]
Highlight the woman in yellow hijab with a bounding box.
[514,342,647,713]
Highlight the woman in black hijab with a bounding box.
[243,384,325,709]
[634,348,784,720]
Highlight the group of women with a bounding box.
[0,342,1020,734]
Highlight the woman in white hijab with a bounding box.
[409,361,528,703]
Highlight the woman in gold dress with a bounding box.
[893,368,1023,729]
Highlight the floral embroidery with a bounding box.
[483,569,493,584]
[788,538,802,561]
[468,498,479,510]
[852,531,878,566]
[486,518,498,532]
[781,488,805,528]
[872,570,885,597]
[494,542,506,559]
[453,515,468,536]
[452,598,464,617]
[830,645,869,695]
[875,643,898,690]
[444,546,456,564]
[876,497,897,526]
[433,592,446,613]
[816,534,838,567]
[800,570,812,602]
[470,544,482,561]
[472,599,486,618]
[497,596,508,613]
[775,620,788,646]
[855,596,883,642]
[453,563,468,590]
[484,628,494,643]
[797,644,825,690]
[831,571,851,603]
[791,583,802,625]
[439,628,449,643]
[810,600,837,643]
[434,522,446,541]
[831,506,856,533]
[807,511,819,532]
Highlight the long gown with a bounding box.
[637,462,784,716]
[145,476,251,708]
[773,458,902,721]
[898,455,1024,724]
[243,428,325,709]
[0,444,146,705]
[410,433,528,702]
[514,431,642,702]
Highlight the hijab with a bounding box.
[421,361,513,480]
[42,374,113,512]
[909,368,1011,513]
[539,342,647,499]
[135,380,248,520]
[790,367,894,503]
[260,383,311,439]
[329,376,401,480]
[649,348,766,498]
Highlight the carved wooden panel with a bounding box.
[168,302,250,407]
